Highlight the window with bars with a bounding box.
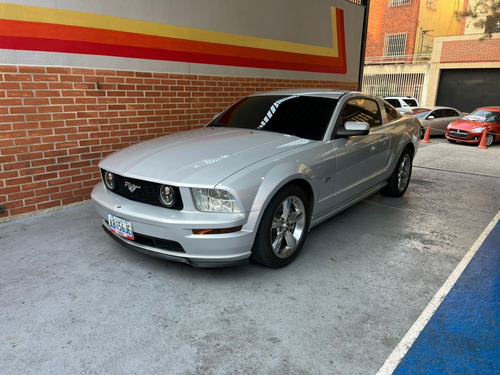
[384,33,407,56]
[389,0,411,7]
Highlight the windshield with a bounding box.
[209,95,338,140]
[464,109,499,123]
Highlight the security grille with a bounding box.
[361,72,425,104]
[384,33,407,57]
[389,0,411,6]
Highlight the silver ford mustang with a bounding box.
[91,90,420,268]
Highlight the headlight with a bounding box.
[191,188,241,213]
[104,171,116,190]
[159,185,176,208]
[471,127,486,133]
[447,124,452,129]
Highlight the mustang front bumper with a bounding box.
[91,183,254,267]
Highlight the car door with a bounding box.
[330,97,391,207]
[425,109,447,135]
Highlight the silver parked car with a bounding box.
[414,106,463,136]
[91,90,421,268]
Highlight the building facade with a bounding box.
[363,0,466,104]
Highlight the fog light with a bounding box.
[104,171,115,190]
[159,185,176,207]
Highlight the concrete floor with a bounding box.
[1,139,499,374]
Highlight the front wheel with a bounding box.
[250,185,310,268]
[486,133,495,147]
[381,148,413,197]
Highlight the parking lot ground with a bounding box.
[1,139,499,374]
[391,218,500,374]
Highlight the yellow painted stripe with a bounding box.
[0,2,339,57]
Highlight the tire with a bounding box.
[250,185,310,268]
[381,148,413,197]
[486,133,495,147]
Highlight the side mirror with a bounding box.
[427,115,435,120]
[337,121,370,137]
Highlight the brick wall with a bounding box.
[366,0,420,58]
[441,38,500,63]
[0,65,357,221]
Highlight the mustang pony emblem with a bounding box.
[124,181,141,193]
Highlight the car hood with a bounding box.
[449,118,490,130]
[100,127,312,186]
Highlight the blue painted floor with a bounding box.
[394,221,500,374]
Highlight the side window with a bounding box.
[403,98,418,107]
[430,109,445,118]
[384,103,400,122]
[444,108,459,117]
[339,98,382,129]
[385,99,399,107]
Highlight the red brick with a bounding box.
[14,137,41,146]
[16,152,43,161]
[0,82,21,89]
[1,146,29,155]
[38,105,63,113]
[19,66,45,73]
[9,205,37,216]
[33,74,59,82]
[4,74,33,82]
[46,67,71,74]
[35,91,61,98]
[9,106,37,114]
[7,90,34,98]
[22,82,48,90]
[24,98,50,106]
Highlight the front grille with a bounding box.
[101,169,183,210]
[134,233,185,253]
[449,129,469,138]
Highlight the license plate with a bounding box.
[108,214,134,240]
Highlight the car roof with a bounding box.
[476,106,500,111]
[414,106,459,111]
[250,89,358,100]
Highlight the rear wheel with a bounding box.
[381,148,413,197]
[250,185,310,268]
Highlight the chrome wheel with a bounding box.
[382,148,413,197]
[397,154,412,192]
[270,195,306,259]
[486,133,494,147]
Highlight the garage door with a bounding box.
[436,68,500,113]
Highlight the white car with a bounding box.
[91,90,421,268]
[383,96,419,115]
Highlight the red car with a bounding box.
[445,106,500,147]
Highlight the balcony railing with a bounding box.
[365,53,432,65]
